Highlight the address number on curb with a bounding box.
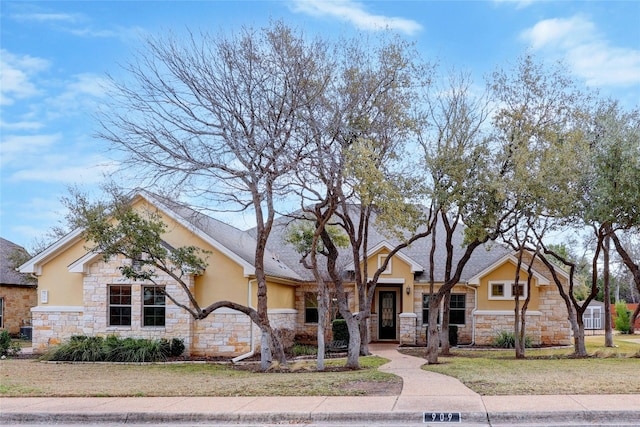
[423,412,461,423]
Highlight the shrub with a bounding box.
[42,335,178,362]
[0,329,21,358]
[276,328,296,350]
[614,301,632,334]
[492,330,532,348]
[290,343,317,357]
[331,319,349,342]
[160,338,185,357]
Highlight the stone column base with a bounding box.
[399,312,417,345]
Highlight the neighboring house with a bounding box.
[19,192,571,356]
[583,300,605,330]
[1,237,37,336]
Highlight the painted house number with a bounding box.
[423,412,461,423]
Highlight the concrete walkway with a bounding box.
[2,344,639,426]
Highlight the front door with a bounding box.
[378,291,397,340]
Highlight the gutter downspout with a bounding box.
[232,279,257,363]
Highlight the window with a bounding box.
[422,294,440,325]
[109,285,131,326]
[492,283,504,297]
[489,281,527,300]
[449,294,466,325]
[423,294,466,325]
[143,286,166,327]
[304,293,319,323]
[512,283,525,298]
[378,254,392,274]
[0,297,4,328]
[304,292,342,324]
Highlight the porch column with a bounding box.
[399,312,417,345]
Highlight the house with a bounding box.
[583,300,605,330]
[19,192,571,356]
[1,237,37,337]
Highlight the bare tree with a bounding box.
[420,70,507,363]
[96,22,331,370]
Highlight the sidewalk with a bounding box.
[2,344,639,426]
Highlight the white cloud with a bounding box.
[9,156,120,184]
[11,12,81,23]
[521,16,640,87]
[289,0,422,35]
[0,119,44,131]
[493,0,535,9]
[44,73,108,118]
[0,133,61,166]
[0,49,49,105]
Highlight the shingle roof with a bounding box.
[149,195,303,281]
[258,207,512,283]
[0,237,32,286]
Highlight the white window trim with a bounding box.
[488,281,528,300]
[378,254,392,274]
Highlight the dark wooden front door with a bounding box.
[378,291,397,340]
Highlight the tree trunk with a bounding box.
[572,314,588,357]
[359,311,371,356]
[603,232,614,347]
[631,304,640,335]
[317,286,328,371]
[440,291,451,355]
[260,330,272,371]
[426,296,440,364]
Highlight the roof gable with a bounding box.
[19,191,303,281]
[466,253,553,286]
[345,241,424,273]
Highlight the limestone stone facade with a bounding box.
[30,256,298,357]
[0,284,37,336]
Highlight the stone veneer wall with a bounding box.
[191,308,298,357]
[473,311,543,346]
[83,257,194,351]
[474,285,571,346]
[31,256,300,357]
[399,313,416,345]
[537,284,572,345]
[30,306,84,352]
[31,256,195,355]
[0,284,37,335]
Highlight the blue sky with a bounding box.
[1,0,639,251]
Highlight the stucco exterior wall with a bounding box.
[36,239,86,306]
[0,284,37,335]
[476,260,541,311]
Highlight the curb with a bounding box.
[487,410,640,426]
[3,410,639,425]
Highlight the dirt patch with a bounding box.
[342,380,402,396]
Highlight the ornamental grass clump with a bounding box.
[492,330,532,348]
[42,335,185,362]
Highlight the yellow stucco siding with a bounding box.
[37,239,87,306]
[362,248,414,313]
[476,260,540,311]
[133,199,250,306]
[263,281,296,309]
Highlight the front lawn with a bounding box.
[407,335,640,395]
[0,355,401,397]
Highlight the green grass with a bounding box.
[408,335,640,395]
[0,356,401,397]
